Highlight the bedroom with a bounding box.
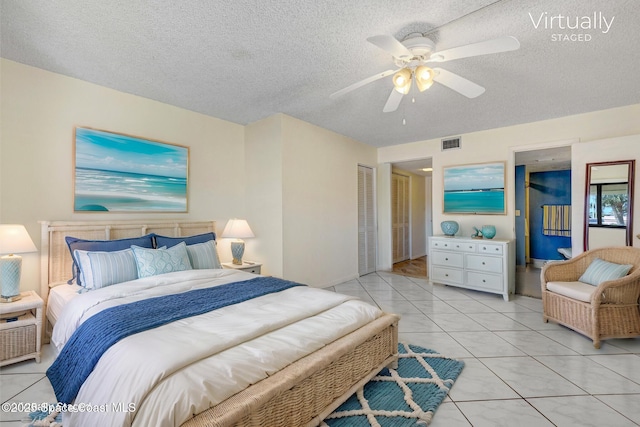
[2,0,640,426]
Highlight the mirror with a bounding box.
[584,160,635,250]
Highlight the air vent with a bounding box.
[441,137,461,151]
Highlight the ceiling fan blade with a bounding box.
[330,69,396,99]
[428,36,520,62]
[433,68,485,98]
[367,35,413,60]
[383,89,403,112]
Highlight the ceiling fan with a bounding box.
[330,33,520,112]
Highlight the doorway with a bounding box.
[392,172,410,263]
[514,144,572,297]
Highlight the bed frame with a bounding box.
[39,220,399,427]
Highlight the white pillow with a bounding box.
[186,240,222,269]
[131,241,192,278]
[74,248,138,290]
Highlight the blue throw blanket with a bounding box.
[47,276,303,403]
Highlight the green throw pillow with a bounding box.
[578,257,632,286]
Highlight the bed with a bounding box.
[39,220,399,427]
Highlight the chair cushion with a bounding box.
[546,281,595,303]
[578,258,633,286]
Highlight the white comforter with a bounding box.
[52,269,381,427]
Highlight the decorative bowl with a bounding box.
[440,221,459,236]
[481,225,497,239]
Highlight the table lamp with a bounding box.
[221,219,254,265]
[0,224,38,302]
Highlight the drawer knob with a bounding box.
[482,262,486,265]
[496,248,499,251]
[445,258,449,261]
[445,274,449,277]
[483,246,487,250]
[482,279,486,283]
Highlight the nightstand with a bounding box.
[222,261,262,274]
[0,290,43,366]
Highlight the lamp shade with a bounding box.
[392,68,412,94]
[415,66,434,92]
[221,219,255,239]
[0,224,37,255]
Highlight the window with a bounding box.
[588,182,628,227]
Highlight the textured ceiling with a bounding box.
[2,0,639,148]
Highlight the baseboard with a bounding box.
[318,273,360,289]
[530,259,547,269]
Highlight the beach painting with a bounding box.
[74,127,188,212]
[443,162,506,214]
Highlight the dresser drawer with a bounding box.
[478,243,504,255]
[467,271,503,292]
[431,251,464,268]
[466,254,503,273]
[450,241,477,253]
[430,239,456,250]
[431,266,464,285]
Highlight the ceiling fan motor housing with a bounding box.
[395,35,436,68]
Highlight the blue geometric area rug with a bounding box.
[322,343,465,427]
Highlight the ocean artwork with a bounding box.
[443,162,505,214]
[74,128,188,212]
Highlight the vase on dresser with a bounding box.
[481,225,497,239]
[440,221,459,236]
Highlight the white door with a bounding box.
[392,173,410,263]
[358,165,377,276]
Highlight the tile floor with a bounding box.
[1,271,639,426]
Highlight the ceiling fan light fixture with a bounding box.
[392,68,412,94]
[415,66,434,92]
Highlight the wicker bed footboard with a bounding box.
[181,313,399,427]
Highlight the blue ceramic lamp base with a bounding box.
[1,255,23,303]
[231,240,245,265]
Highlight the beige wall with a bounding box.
[1,59,246,292]
[244,115,284,277]
[280,115,377,286]
[378,104,640,268]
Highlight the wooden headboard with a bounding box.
[39,220,216,338]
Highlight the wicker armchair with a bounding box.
[541,246,640,348]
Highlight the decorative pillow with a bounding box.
[65,234,154,285]
[74,248,138,290]
[578,258,633,286]
[154,232,216,249]
[186,240,222,269]
[131,241,192,278]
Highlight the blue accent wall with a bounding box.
[515,165,526,265]
[529,170,571,261]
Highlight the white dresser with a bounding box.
[428,236,515,301]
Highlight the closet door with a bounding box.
[358,165,376,276]
[392,173,410,263]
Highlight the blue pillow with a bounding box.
[131,242,192,278]
[74,248,138,290]
[579,258,633,286]
[186,240,222,269]
[65,234,154,285]
[154,232,216,249]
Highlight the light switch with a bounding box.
[515,209,521,216]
